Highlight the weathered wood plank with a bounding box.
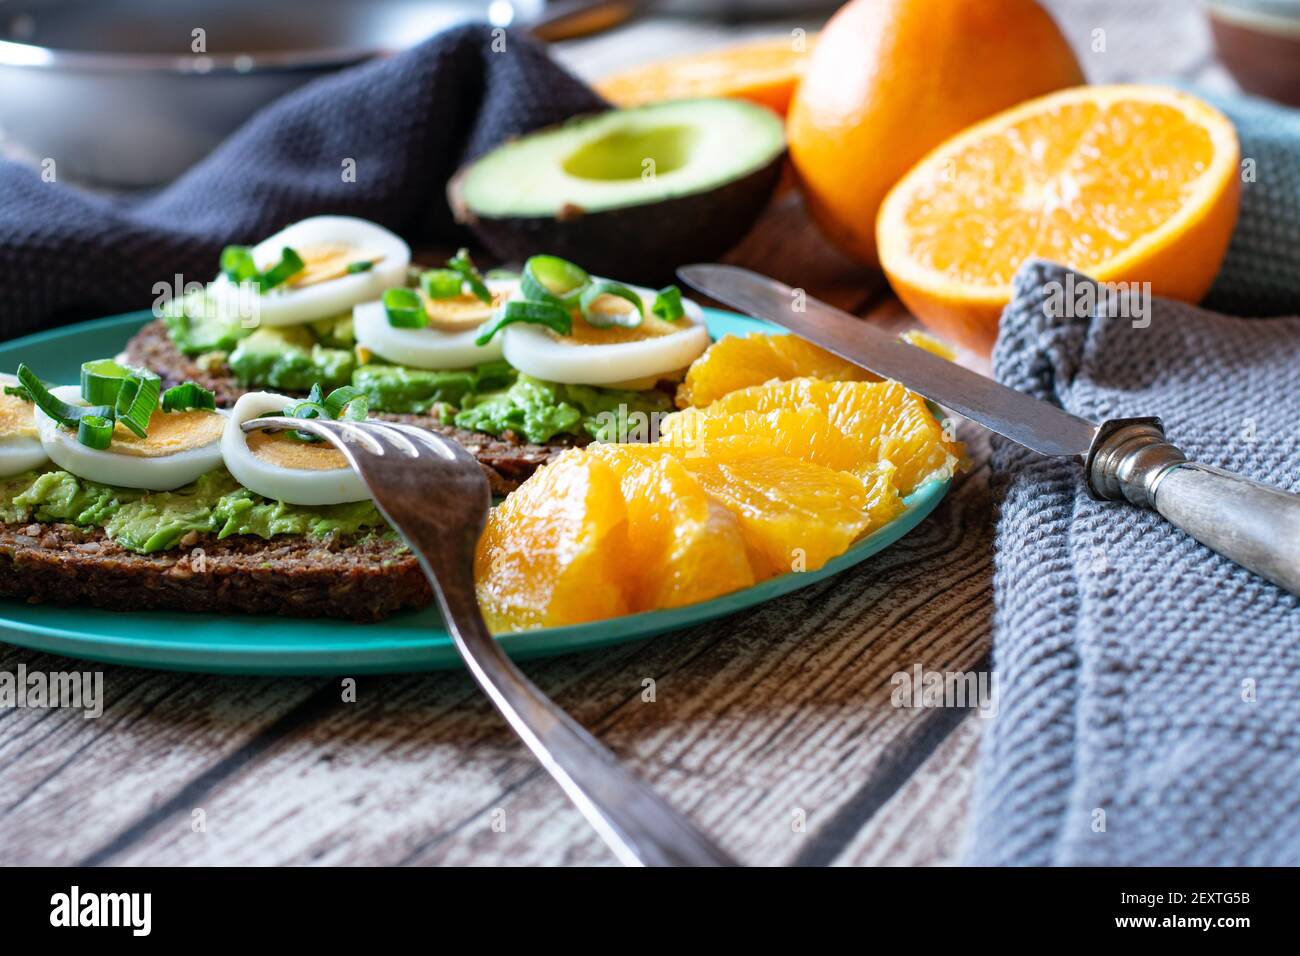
[0,645,326,865]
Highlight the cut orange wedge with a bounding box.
[877,85,1241,352]
[595,35,815,116]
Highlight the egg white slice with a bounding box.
[210,216,411,327]
[34,386,225,490]
[353,278,516,369]
[0,373,49,476]
[222,392,370,506]
[501,283,709,386]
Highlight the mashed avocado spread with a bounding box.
[0,469,388,555]
[163,295,674,444]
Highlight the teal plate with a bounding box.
[0,307,951,674]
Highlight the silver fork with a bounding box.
[242,415,738,867]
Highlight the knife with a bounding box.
[678,264,1300,596]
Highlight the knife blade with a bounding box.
[678,263,1098,459]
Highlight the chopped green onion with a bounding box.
[346,260,374,274]
[80,358,136,405]
[322,384,368,421]
[282,383,368,441]
[77,415,114,450]
[113,373,161,439]
[521,255,589,308]
[475,299,572,346]
[220,245,259,284]
[420,268,464,299]
[258,246,305,292]
[448,248,492,304]
[651,285,685,322]
[16,364,115,432]
[580,281,644,329]
[161,382,217,413]
[4,383,35,402]
[384,287,426,328]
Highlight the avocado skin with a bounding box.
[450,152,784,286]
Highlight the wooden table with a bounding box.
[0,1,1230,866]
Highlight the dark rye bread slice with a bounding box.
[123,319,584,494]
[0,522,431,622]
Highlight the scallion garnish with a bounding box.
[220,245,259,284]
[16,364,115,433]
[282,383,368,442]
[474,299,572,346]
[4,382,36,402]
[161,381,217,413]
[580,281,644,329]
[113,372,161,439]
[384,287,426,328]
[346,260,374,274]
[258,246,305,291]
[220,244,305,292]
[521,255,589,309]
[447,248,492,304]
[77,415,114,450]
[420,268,464,300]
[651,285,685,322]
[80,358,136,405]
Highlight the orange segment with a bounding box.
[676,332,874,409]
[588,444,755,610]
[595,35,815,117]
[681,440,903,578]
[661,405,871,479]
[474,449,630,632]
[679,377,962,496]
[877,84,1241,352]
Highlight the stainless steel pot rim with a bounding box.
[0,37,391,74]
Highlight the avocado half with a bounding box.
[449,98,786,284]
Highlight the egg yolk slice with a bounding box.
[246,431,349,471]
[0,393,38,441]
[108,410,226,458]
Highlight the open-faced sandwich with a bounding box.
[125,218,711,492]
[0,363,428,621]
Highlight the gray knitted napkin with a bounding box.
[965,258,1300,866]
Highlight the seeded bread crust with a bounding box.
[122,319,585,494]
[0,522,431,622]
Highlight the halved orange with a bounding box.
[595,35,815,117]
[877,85,1241,353]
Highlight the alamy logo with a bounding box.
[50,886,151,936]
[0,664,103,718]
[890,664,998,718]
[1042,272,1151,328]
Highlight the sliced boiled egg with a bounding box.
[210,216,411,327]
[0,373,49,476]
[33,386,225,490]
[353,277,517,369]
[501,282,709,386]
[222,392,369,505]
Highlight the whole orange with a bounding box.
[787,0,1084,268]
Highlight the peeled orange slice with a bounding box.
[676,332,875,409]
[475,449,630,632]
[595,35,815,117]
[587,444,755,611]
[682,439,903,578]
[877,85,1241,352]
[661,405,871,478]
[679,378,962,495]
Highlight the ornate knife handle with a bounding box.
[1086,418,1300,596]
